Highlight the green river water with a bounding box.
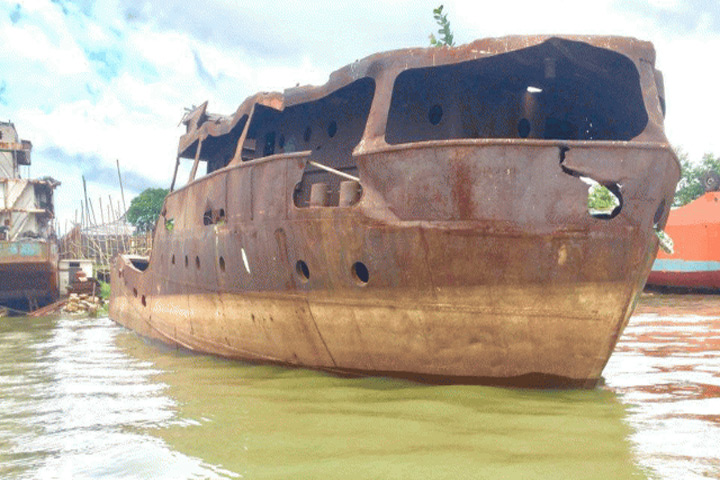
[1,295,718,479]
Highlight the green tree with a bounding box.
[429,5,455,47]
[126,187,168,233]
[587,183,618,212]
[673,150,720,206]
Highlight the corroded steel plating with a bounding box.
[110,35,680,387]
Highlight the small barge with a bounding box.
[110,36,679,387]
[0,121,60,312]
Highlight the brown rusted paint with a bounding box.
[110,35,679,387]
[0,241,58,302]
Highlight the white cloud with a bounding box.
[0,15,89,75]
[2,0,719,227]
[654,35,720,159]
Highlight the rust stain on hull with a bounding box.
[110,35,680,387]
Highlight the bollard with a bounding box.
[339,180,361,207]
[309,182,328,207]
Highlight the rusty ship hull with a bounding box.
[1,122,60,312]
[110,35,679,387]
[0,240,58,308]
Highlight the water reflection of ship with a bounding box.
[606,306,720,476]
[0,121,60,312]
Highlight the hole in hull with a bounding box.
[585,178,622,219]
[296,260,310,282]
[351,262,369,285]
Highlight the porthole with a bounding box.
[296,260,310,282]
[428,104,443,125]
[219,256,226,272]
[351,262,369,285]
[327,120,337,138]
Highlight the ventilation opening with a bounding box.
[141,295,146,307]
[185,255,189,268]
[351,262,369,285]
[132,288,137,298]
[219,256,225,272]
[171,254,175,265]
[195,256,201,269]
[296,260,310,282]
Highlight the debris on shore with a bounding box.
[63,293,105,315]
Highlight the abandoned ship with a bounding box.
[0,121,60,312]
[110,35,680,387]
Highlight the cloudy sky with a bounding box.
[1,0,718,231]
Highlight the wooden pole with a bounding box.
[116,159,127,216]
[88,197,98,227]
[98,196,105,226]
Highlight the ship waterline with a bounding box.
[111,280,635,386]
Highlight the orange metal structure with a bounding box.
[648,192,720,290]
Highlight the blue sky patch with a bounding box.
[86,49,124,81]
[9,3,21,24]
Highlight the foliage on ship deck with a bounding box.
[429,5,455,47]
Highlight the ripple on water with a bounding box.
[604,311,720,480]
[0,315,237,480]
[1,301,718,480]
